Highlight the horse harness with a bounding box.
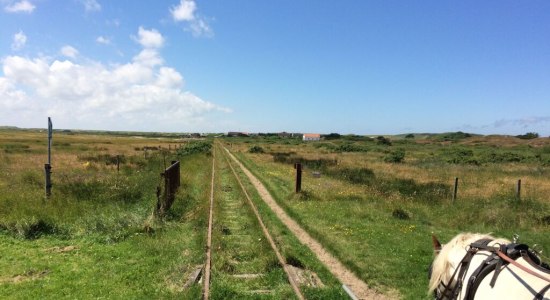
[435,239,550,300]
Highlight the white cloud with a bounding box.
[0,27,229,131]
[4,0,35,13]
[135,27,164,48]
[171,0,196,21]
[80,0,100,12]
[170,0,214,38]
[11,30,27,50]
[96,36,110,45]
[133,48,163,67]
[187,18,213,38]
[61,45,79,58]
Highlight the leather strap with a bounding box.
[496,250,550,283]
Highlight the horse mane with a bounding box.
[428,232,510,294]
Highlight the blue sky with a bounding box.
[1,0,549,135]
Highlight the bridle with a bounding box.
[432,239,491,300]
[431,239,550,300]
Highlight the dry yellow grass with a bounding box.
[233,138,550,203]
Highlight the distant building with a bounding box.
[302,133,321,141]
[227,132,249,137]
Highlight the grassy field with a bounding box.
[226,133,550,299]
[0,129,347,299]
[0,129,210,299]
[1,129,549,299]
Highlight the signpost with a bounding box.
[45,117,52,197]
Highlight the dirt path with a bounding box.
[225,148,397,300]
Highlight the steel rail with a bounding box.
[219,144,305,300]
[202,146,215,300]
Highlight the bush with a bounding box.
[335,143,366,153]
[323,133,341,140]
[442,148,480,165]
[516,132,539,139]
[328,168,376,185]
[484,151,526,163]
[436,131,472,141]
[384,149,405,163]
[376,136,392,146]
[248,145,264,153]
[176,141,212,156]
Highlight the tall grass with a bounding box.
[0,130,212,298]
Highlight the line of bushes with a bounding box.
[439,147,549,165]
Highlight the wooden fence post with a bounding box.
[516,179,521,200]
[116,155,120,172]
[452,177,458,202]
[294,163,302,193]
[45,117,52,197]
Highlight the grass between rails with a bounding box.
[219,145,348,299]
[0,130,212,299]
[209,146,297,299]
[229,140,550,300]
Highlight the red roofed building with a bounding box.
[302,133,321,141]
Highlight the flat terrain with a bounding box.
[1,129,549,299]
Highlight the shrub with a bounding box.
[437,131,472,141]
[335,143,366,153]
[442,148,479,165]
[328,168,376,185]
[176,141,212,156]
[248,145,265,153]
[323,133,341,140]
[405,134,415,139]
[376,136,392,146]
[384,149,405,163]
[484,151,526,163]
[516,132,539,139]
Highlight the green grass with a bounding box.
[219,145,348,299]
[2,130,549,299]
[230,139,550,299]
[0,130,213,298]
[209,147,299,299]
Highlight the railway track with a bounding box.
[202,144,304,299]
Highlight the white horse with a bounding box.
[429,233,550,300]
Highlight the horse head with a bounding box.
[428,233,506,299]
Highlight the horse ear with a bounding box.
[432,234,442,253]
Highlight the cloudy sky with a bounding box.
[1,1,550,135]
